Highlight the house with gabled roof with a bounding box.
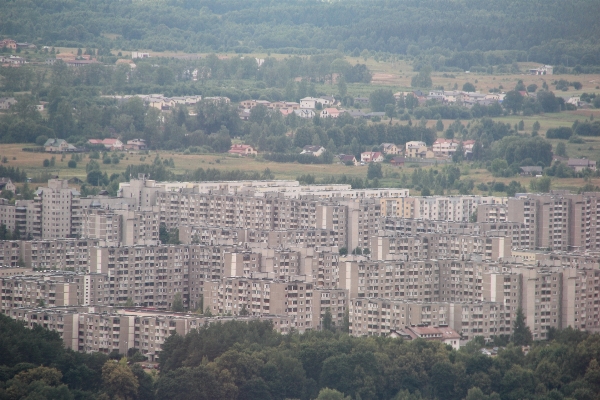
[381,143,400,155]
[320,108,342,118]
[568,158,596,172]
[360,151,384,163]
[228,144,257,156]
[88,138,123,150]
[301,145,326,157]
[337,154,358,166]
[44,139,76,153]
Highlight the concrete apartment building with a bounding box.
[5,179,600,352]
[369,234,510,262]
[36,179,82,239]
[20,239,100,271]
[0,241,21,266]
[401,196,506,221]
[0,199,37,238]
[507,192,600,251]
[349,298,512,341]
[82,207,160,246]
[7,306,291,360]
[0,273,82,312]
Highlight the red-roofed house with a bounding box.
[228,144,257,156]
[361,152,384,163]
[88,138,123,150]
[404,325,462,350]
[320,108,342,118]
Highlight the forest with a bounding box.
[2,313,600,400]
[1,0,600,70]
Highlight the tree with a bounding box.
[337,76,347,97]
[239,304,249,316]
[533,121,540,131]
[411,66,432,88]
[512,307,533,346]
[555,142,567,157]
[463,82,476,92]
[537,90,560,112]
[369,89,395,112]
[436,119,444,132]
[322,308,334,332]
[68,160,77,168]
[172,292,184,312]
[529,176,551,193]
[527,84,538,93]
[367,163,383,179]
[102,359,139,400]
[385,103,397,122]
[518,120,524,131]
[503,91,523,114]
[155,66,175,86]
[316,388,349,400]
[452,142,465,163]
[515,79,526,91]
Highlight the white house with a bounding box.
[432,139,459,157]
[294,109,315,119]
[360,152,384,163]
[301,145,326,157]
[300,97,318,109]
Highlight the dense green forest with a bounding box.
[3,314,600,400]
[1,0,600,69]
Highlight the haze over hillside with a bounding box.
[2,0,600,69]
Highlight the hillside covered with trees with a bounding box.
[1,0,600,69]
[3,314,600,400]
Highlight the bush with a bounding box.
[36,135,48,146]
[67,160,77,168]
[43,159,50,167]
[103,157,112,164]
[546,127,573,139]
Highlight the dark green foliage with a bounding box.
[492,136,553,167]
[411,67,433,88]
[159,223,180,245]
[0,314,109,398]
[1,0,600,68]
[546,127,573,139]
[463,82,476,92]
[369,89,395,112]
[512,307,533,346]
[367,163,383,179]
[5,313,600,399]
[573,120,600,136]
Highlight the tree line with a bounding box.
[1,0,600,69]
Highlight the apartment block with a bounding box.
[369,234,510,261]
[0,273,82,312]
[0,199,38,239]
[0,240,22,266]
[90,245,192,309]
[204,278,316,331]
[7,306,291,360]
[36,179,82,239]
[477,204,508,223]
[20,239,99,271]
[82,207,160,246]
[349,298,511,340]
[507,193,600,251]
